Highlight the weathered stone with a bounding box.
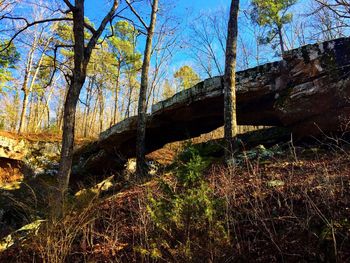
[73,37,350,178]
[0,135,61,176]
[0,136,27,161]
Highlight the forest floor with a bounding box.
[0,130,94,143]
[1,134,350,262]
[0,158,26,190]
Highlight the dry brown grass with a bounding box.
[0,130,94,143]
[1,142,350,262]
[209,153,350,262]
[0,158,25,186]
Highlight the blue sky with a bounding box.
[84,0,232,77]
[6,0,324,84]
[85,0,232,24]
[83,0,258,78]
[5,0,317,80]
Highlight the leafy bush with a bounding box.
[144,146,230,262]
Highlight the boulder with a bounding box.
[0,134,61,176]
[0,135,27,161]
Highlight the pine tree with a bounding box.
[250,0,297,55]
[0,41,19,88]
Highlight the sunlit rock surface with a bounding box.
[0,135,61,177]
[0,135,27,161]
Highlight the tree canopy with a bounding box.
[174,65,200,90]
[0,42,19,88]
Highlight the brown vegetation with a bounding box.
[0,130,94,143]
[2,139,350,262]
[0,158,25,187]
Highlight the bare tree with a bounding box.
[56,0,119,209]
[187,8,228,78]
[309,0,349,41]
[224,0,240,161]
[125,0,159,176]
[146,5,179,108]
[314,0,350,19]
[0,1,120,214]
[18,32,53,133]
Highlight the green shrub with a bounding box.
[144,146,230,262]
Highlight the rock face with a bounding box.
[0,134,61,175]
[73,37,350,177]
[0,136,26,161]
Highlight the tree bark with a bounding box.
[277,24,285,56]
[98,84,104,133]
[35,80,55,132]
[224,0,239,161]
[18,43,36,134]
[113,64,121,125]
[18,92,29,133]
[55,0,118,215]
[136,0,158,176]
[56,0,86,212]
[83,78,95,137]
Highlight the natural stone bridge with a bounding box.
[73,37,350,177]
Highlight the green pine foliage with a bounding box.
[0,41,19,88]
[250,0,297,52]
[144,146,230,261]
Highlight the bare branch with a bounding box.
[125,0,149,30]
[63,0,76,12]
[45,44,74,89]
[0,17,71,52]
[84,21,97,34]
[84,0,119,63]
[114,14,147,35]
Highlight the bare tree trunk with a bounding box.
[113,65,121,125]
[97,85,104,133]
[125,73,134,119]
[35,83,55,132]
[56,0,87,214]
[55,0,118,215]
[278,24,285,56]
[18,37,51,133]
[57,103,64,131]
[46,103,50,129]
[27,94,34,131]
[33,95,40,131]
[18,92,29,133]
[224,0,239,161]
[18,44,36,134]
[58,90,83,202]
[83,78,93,137]
[120,87,126,119]
[12,92,20,131]
[135,0,158,176]
[55,89,64,131]
[82,78,90,135]
[90,96,99,136]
